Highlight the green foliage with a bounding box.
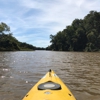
[0,22,36,51]
[19,42,36,50]
[0,34,20,51]
[48,11,100,52]
[0,22,10,33]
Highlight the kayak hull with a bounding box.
[22,70,76,100]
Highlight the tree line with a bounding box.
[0,22,36,51]
[46,11,100,52]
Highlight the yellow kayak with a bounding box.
[22,69,76,100]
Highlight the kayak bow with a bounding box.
[23,69,76,100]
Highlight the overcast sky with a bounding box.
[0,0,100,47]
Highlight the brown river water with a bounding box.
[0,51,100,100]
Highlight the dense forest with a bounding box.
[0,22,36,51]
[46,11,100,52]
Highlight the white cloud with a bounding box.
[32,40,51,47]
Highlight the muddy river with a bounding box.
[0,51,100,100]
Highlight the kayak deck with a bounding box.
[22,69,76,100]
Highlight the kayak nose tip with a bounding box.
[49,69,52,72]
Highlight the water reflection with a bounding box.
[0,51,100,100]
